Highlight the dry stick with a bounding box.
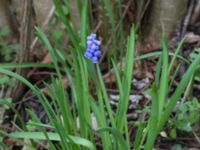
[190,0,200,23]
[27,6,55,78]
[30,6,55,52]
[3,0,20,38]
[192,1,200,46]
[16,6,59,105]
[101,1,132,80]
[180,75,193,104]
[12,0,33,102]
[99,0,132,63]
[135,0,151,31]
[94,20,102,33]
[178,0,196,76]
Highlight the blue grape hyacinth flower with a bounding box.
[84,33,101,63]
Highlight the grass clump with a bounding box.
[0,1,200,150]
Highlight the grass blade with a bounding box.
[116,26,135,131]
[9,132,96,150]
[158,33,168,121]
[80,0,88,48]
[97,65,116,128]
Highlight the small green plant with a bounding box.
[0,27,19,62]
[174,98,200,132]
[0,75,15,124]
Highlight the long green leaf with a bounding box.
[144,84,159,150]
[116,26,135,131]
[80,0,88,47]
[97,65,116,128]
[9,132,96,150]
[136,51,189,64]
[90,99,111,150]
[158,33,168,121]
[97,127,128,149]
[159,52,200,130]
[0,63,53,69]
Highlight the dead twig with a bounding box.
[100,0,133,63]
[30,5,55,52]
[3,0,20,38]
[12,0,34,101]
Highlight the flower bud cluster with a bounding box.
[84,33,101,63]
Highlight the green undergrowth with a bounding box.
[0,0,200,150]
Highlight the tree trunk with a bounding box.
[142,0,188,50]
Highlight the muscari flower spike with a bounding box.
[84,33,101,63]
